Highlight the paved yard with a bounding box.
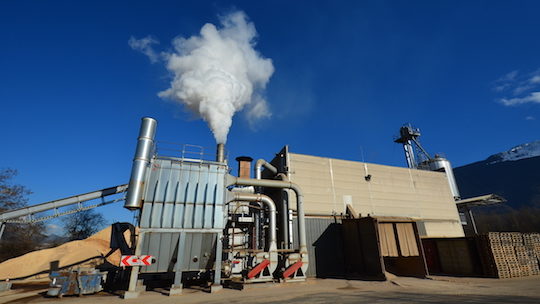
[2,275,540,304]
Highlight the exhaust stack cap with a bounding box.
[236,156,253,178]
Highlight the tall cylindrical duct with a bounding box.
[235,156,253,178]
[216,143,226,163]
[124,117,157,210]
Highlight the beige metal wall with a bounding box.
[287,153,464,238]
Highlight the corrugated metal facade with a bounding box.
[138,158,227,273]
[292,217,345,278]
[141,158,227,229]
[286,153,464,238]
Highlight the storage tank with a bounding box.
[419,156,460,200]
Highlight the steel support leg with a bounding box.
[124,231,145,299]
[168,232,185,296]
[210,232,223,293]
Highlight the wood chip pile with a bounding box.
[0,226,125,280]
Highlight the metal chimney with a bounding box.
[216,143,226,163]
[235,156,253,178]
[124,117,157,210]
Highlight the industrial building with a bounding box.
[267,147,464,238]
[1,118,539,299]
[252,145,463,279]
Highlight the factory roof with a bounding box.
[456,194,506,208]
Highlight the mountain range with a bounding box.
[454,141,540,209]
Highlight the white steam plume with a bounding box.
[157,11,274,143]
[128,36,160,63]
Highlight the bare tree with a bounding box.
[0,168,45,262]
[62,209,106,241]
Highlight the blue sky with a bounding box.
[1,1,539,227]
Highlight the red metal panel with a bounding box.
[247,259,270,279]
[283,261,303,278]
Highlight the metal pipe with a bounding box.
[227,176,307,254]
[254,159,278,179]
[124,117,157,210]
[468,208,478,235]
[216,143,225,163]
[276,173,288,181]
[229,192,277,251]
[275,173,290,249]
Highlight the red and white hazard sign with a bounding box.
[120,255,156,267]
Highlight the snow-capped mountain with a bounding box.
[454,141,540,209]
[485,140,540,164]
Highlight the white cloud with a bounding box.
[129,36,160,63]
[496,69,540,107]
[514,85,533,95]
[493,70,519,93]
[499,70,519,82]
[500,91,540,106]
[494,84,510,92]
[530,75,540,84]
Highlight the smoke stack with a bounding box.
[235,156,253,178]
[216,143,226,163]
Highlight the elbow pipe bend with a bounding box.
[227,177,307,254]
[229,192,277,251]
[254,159,278,180]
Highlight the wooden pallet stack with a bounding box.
[523,233,540,276]
[476,232,540,278]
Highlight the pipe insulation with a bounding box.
[227,176,307,254]
[229,192,277,251]
[124,117,157,210]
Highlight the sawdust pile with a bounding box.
[0,226,129,280]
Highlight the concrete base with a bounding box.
[122,291,140,299]
[123,280,146,299]
[167,284,183,296]
[135,280,146,292]
[280,277,307,283]
[209,284,223,293]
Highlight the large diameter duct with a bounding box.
[227,176,307,254]
[254,159,278,179]
[124,117,157,210]
[229,192,277,251]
